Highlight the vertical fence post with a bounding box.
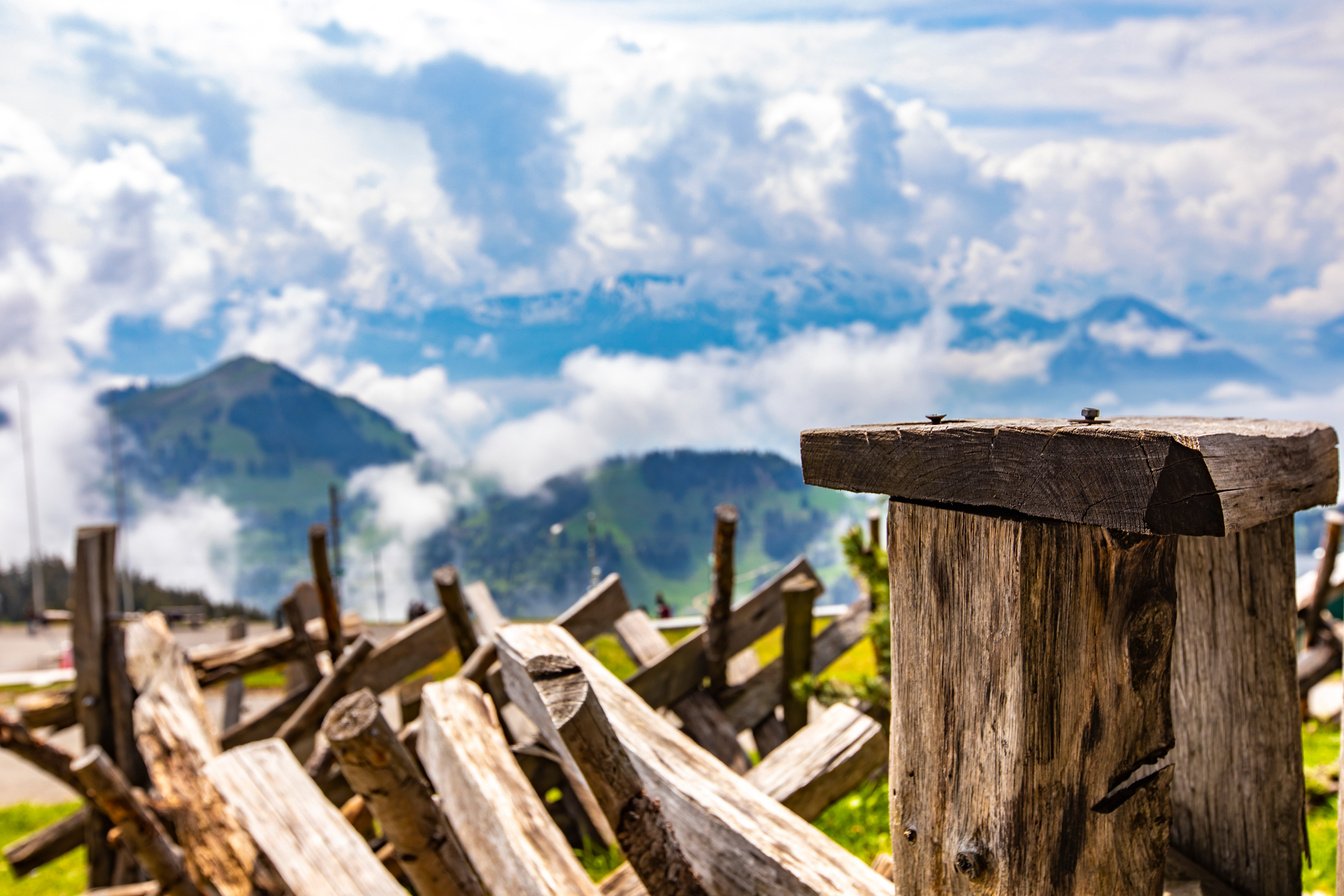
[705,504,738,696]
[281,582,322,688]
[70,525,120,887]
[803,416,1338,895]
[223,617,248,729]
[780,574,820,735]
[308,524,343,660]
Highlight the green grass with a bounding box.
[1303,719,1340,892]
[0,803,84,896]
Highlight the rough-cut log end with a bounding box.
[801,417,1339,535]
[525,655,589,730]
[323,689,382,745]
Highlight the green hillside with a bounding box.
[101,356,418,600]
[433,450,867,618]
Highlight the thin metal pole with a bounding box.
[18,383,44,616]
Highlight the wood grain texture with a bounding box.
[525,655,708,896]
[205,739,404,896]
[598,701,886,896]
[70,525,119,888]
[625,556,820,711]
[802,417,1338,535]
[497,623,891,896]
[72,747,200,896]
[746,701,885,820]
[706,504,738,694]
[1171,518,1302,896]
[417,677,601,896]
[324,689,485,896]
[126,613,271,896]
[308,524,344,660]
[779,574,819,734]
[887,500,1176,895]
[555,573,632,643]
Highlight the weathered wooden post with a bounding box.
[780,573,820,735]
[802,416,1338,895]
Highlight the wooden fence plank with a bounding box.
[624,556,819,712]
[554,573,632,644]
[498,623,890,896]
[779,574,820,736]
[324,689,485,896]
[205,739,404,896]
[126,612,273,896]
[72,747,200,896]
[525,655,708,896]
[418,678,601,896]
[598,701,886,896]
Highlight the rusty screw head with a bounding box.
[1080,407,1100,421]
[925,413,946,424]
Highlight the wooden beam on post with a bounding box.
[779,573,819,736]
[433,565,479,658]
[308,524,344,661]
[72,747,201,896]
[323,689,486,896]
[802,415,1339,896]
[498,623,890,895]
[705,503,738,695]
[417,678,602,895]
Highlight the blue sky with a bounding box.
[0,0,1341,599]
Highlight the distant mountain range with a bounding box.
[102,356,419,599]
[92,284,1291,611]
[99,356,864,611]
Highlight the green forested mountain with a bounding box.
[101,356,418,599]
[433,450,865,618]
[96,357,866,613]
